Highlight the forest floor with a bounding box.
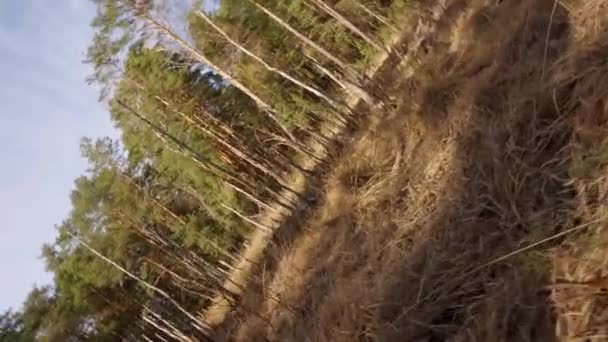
[207,0,608,341]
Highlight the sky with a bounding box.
[0,1,116,311]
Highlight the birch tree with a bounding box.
[349,0,398,32]
[194,10,349,124]
[306,0,385,51]
[243,0,375,104]
[114,99,294,211]
[245,0,356,78]
[89,0,297,142]
[65,231,211,336]
[120,62,296,192]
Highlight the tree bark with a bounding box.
[67,231,210,335]
[116,99,285,213]
[138,14,297,143]
[246,0,360,80]
[303,51,374,105]
[307,0,384,51]
[224,181,287,213]
[127,218,232,292]
[220,203,273,233]
[142,307,197,342]
[181,184,273,233]
[119,170,241,265]
[195,10,347,123]
[143,256,216,302]
[152,92,295,191]
[350,0,398,32]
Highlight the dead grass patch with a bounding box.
[218,0,608,341]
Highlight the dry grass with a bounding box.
[210,0,608,341]
[201,10,410,330]
[549,1,608,340]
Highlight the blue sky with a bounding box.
[0,0,116,311]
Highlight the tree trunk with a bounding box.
[195,10,347,123]
[121,171,242,265]
[220,203,273,233]
[123,68,304,194]
[246,0,360,81]
[143,256,216,302]
[303,51,374,105]
[307,0,385,51]
[67,231,210,335]
[182,184,273,233]
[224,181,287,213]
[181,185,224,223]
[350,0,398,32]
[116,99,284,212]
[138,14,297,143]
[129,219,232,291]
[142,307,197,342]
[152,92,295,191]
[123,75,291,191]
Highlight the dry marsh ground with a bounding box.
[211,0,608,340]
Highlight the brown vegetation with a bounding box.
[207,0,608,341]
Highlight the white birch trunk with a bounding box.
[195,10,347,120]
[246,0,358,79]
[138,14,297,143]
[307,0,384,51]
[220,202,273,232]
[66,231,210,335]
[350,0,398,32]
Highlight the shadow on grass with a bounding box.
[219,0,608,341]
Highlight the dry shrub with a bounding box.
[547,1,608,340]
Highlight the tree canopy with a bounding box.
[7,0,406,340]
